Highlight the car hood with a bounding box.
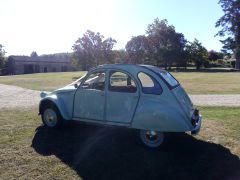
[40,85,76,98]
[52,85,77,94]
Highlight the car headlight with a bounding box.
[191,109,199,127]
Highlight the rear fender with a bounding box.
[131,97,191,132]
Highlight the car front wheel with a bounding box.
[41,105,62,128]
[140,130,164,148]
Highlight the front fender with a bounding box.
[39,94,72,120]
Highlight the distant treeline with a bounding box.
[71,19,225,70]
[0,17,236,74]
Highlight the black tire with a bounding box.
[140,129,164,148]
[41,103,63,128]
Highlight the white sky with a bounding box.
[0,0,223,55]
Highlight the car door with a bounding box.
[106,70,139,124]
[73,70,106,121]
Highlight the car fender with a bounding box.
[39,94,71,120]
[131,97,191,132]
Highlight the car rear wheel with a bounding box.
[140,130,164,148]
[41,104,62,128]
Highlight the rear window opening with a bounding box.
[140,65,179,89]
[159,71,179,87]
[138,72,163,95]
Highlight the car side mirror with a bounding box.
[40,91,48,98]
[74,84,78,88]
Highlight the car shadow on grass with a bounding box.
[32,123,240,180]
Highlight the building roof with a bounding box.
[9,55,71,63]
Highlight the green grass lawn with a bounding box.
[0,107,239,179]
[0,71,86,91]
[174,72,240,94]
[0,71,239,94]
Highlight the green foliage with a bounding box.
[112,49,127,64]
[30,51,38,57]
[147,18,187,69]
[125,18,187,69]
[125,35,150,64]
[40,52,72,61]
[0,44,6,75]
[208,50,224,61]
[216,0,240,69]
[185,39,208,69]
[72,30,117,70]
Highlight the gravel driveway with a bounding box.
[0,84,41,109]
[0,84,240,109]
[190,94,240,107]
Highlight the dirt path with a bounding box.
[0,84,41,109]
[190,94,240,107]
[0,84,240,109]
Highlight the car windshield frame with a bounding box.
[68,73,87,87]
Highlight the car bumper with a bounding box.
[191,115,202,135]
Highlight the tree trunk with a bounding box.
[235,29,240,69]
[235,48,240,69]
[196,60,201,70]
[236,58,240,69]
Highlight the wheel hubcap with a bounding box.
[140,130,164,148]
[43,109,57,127]
[146,130,158,141]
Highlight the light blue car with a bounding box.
[39,64,202,148]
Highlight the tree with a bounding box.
[30,51,38,57]
[102,37,117,64]
[185,39,208,69]
[125,35,151,64]
[113,49,127,63]
[215,0,240,69]
[0,44,6,74]
[72,30,116,70]
[146,18,187,69]
[208,50,224,61]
